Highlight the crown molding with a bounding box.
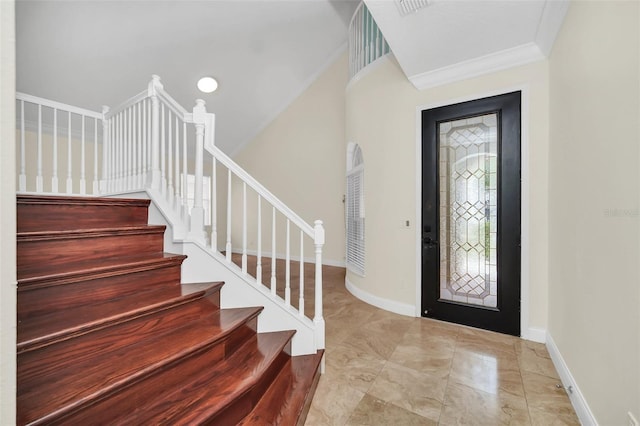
[409,42,546,90]
[535,0,570,56]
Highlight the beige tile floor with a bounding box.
[229,255,579,425]
[304,266,580,426]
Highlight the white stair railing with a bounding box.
[15,75,325,352]
[349,2,391,79]
[16,93,105,195]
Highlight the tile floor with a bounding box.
[304,266,580,425]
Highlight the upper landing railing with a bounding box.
[348,2,391,79]
[15,75,326,352]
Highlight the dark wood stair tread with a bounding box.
[16,194,324,426]
[18,305,262,425]
[17,225,167,271]
[113,330,296,425]
[17,194,150,207]
[17,195,151,232]
[18,252,186,287]
[17,225,166,241]
[18,281,224,352]
[239,350,324,426]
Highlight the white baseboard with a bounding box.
[345,277,415,317]
[230,248,345,268]
[522,326,546,343]
[546,332,598,426]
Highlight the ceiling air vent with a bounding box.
[395,0,429,16]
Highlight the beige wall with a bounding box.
[346,56,550,334]
[548,1,640,423]
[234,52,348,265]
[1,0,17,422]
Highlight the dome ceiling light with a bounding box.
[197,76,218,93]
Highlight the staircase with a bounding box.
[16,194,323,425]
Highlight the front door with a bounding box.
[421,92,521,336]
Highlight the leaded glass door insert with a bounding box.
[421,91,521,336]
[439,114,497,308]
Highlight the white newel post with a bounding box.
[189,99,207,243]
[313,220,325,353]
[148,75,162,190]
[100,106,110,194]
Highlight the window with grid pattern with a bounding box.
[346,144,365,275]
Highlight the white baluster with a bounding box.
[149,76,161,190]
[129,108,134,190]
[137,102,142,188]
[364,7,368,66]
[108,117,113,192]
[111,116,116,192]
[359,8,363,71]
[174,116,180,210]
[142,100,147,185]
[93,117,98,194]
[299,230,305,317]
[123,110,127,190]
[160,104,166,195]
[182,123,188,218]
[19,100,26,191]
[226,169,232,261]
[130,106,136,189]
[211,157,217,250]
[149,100,153,184]
[242,182,247,274]
[80,115,86,194]
[167,111,174,204]
[121,111,125,191]
[51,108,58,193]
[285,219,291,306]
[113,113,118,191]
[256,195,262,286]
[36,105,43,193]
[112,113,117,191]
[118,112,123,191]
[368,9,372,65]
[190,100,206,243]
[314,220,325,351]
[112,115,117,192]
[271,207,276,295]
[66,112,72,194]
[101,106,109,194]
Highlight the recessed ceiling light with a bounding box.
[197,77,218,93]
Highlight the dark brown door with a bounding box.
[421,92,521,336]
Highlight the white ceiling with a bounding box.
[365,0,569,89]
[17,0,568,155]
[16,0,359,154]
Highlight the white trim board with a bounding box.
[346,53,393,91]
[546,332,598,426]
[409,43,545,91]
[414,85,535,340]
[346,277,415,317]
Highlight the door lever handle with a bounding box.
[423,236,438,246]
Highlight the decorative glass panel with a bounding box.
[439,114,498,308]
